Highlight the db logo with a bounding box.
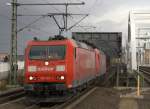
[37,67,54,71]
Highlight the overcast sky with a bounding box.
[0,0,150,54]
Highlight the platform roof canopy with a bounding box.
[72,32,122,58]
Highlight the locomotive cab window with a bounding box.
[48,45,66,60]
[29,46,47,59]
[29,45,66,60]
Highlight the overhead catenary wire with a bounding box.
[10,0,89,60]
[68,16,90,32]
[62,0,92,32]
[45,0,88,32]
[0,5,50,36]
[0,13,56,38]
[67,14,88,30]
[18,19,52,36]
[17,7,54,36]
[16,2,85,6]
[67,0,99,31]
[43,0,63,13]
[79,0,101,29]
[67,9,96,32]
[16,1,51,35]
[36,0,66,34]
[17,16,46,32]
[1,0,89,38]
[17,15,54,50]
[44,0,65,28]
[17,1,86,32]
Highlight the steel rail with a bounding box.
[0,87,25,104]
[49,86,97,109]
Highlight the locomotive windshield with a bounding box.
[29,45,66,60]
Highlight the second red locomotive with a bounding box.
[24,36,107,102]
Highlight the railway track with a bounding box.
[26,86,97,109]
[0,87,25,104]
[0,86,97,109]
[0,87,31,109]
[54,86,97,109]
[0,97,40,109]
[139,66,150,84]
[36,86,97,109]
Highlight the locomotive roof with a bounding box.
[27,38,95,51]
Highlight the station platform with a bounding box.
[69,87,150,109]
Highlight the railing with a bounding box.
[134,66,150,85]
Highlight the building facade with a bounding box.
[128,10,150,70]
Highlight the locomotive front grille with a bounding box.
[25,83,67,92]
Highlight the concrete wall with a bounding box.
[0,61,24,80]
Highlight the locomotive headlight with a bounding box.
[45,61,49,66]
[28,66,37,72]
[29,76,33,80]
[56,65,65,71]
[60,76,65,80]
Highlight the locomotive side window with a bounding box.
[29,45,66,60]
[74,48,76,59]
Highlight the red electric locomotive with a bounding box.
[24,36,106,102]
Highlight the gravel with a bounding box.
[72,87,120,109]
[71,87,150,109]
